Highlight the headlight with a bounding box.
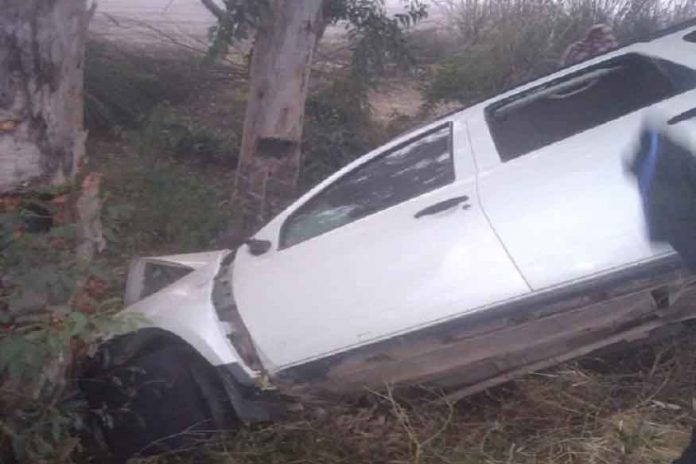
[124,258,194,306]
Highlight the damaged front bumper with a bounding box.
[122,250,285,420]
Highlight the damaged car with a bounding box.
[82,19,696,461]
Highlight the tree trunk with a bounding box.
[234,0,326,239]
[0,0,90,193]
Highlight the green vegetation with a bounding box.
[85,40,242,258]
[1,39,239,462]
[302,76,380,189]
[85,40,203,132]
[422,0,695,108]
[131,104,239,166]
[0,186,142,462]
[99,152,234,257]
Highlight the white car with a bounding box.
[84,19,696,460]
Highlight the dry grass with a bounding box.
[422,0,696,107]
[143,325,696,464]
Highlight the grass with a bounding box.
[92,140,235,260]
[84,40,203,132]
[84,39,244,264]
[421,0,696,108]
[136,325,696,464]
[130,103,239,166]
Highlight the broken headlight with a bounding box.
[124,258,193,306]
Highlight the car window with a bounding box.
[280,123,454,248]
[486,54,696,162]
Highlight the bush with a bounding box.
[0,187,138,462]
[84,40,203,132]
[423,0,696,107]
[301,77,382,190]
[131,104,239,166]
[100,154,233,256]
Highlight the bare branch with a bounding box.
[200,0,227,21]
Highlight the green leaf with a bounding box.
[0,335,24,371]
[48,224,78,239]
[0,310,12,324]
[69,312,90,338]
[51,416,63,443]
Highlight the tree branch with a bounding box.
[200,0,227,21]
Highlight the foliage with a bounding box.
[85,40,203,132]
[99,152,233,256]
[301,77,381,189]
[207,0,270,60]
[327,0,428,80]
[423,0,696,107]
[131,104,239,166]
[0,41,240,460]
[0,188,140,462]
[205,0,428,80]
[0,311,140,462]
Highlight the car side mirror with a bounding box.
[245,238,272,256]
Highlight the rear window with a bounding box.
[485,54,696,162]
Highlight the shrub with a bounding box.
[423,0,696,107]
[100,154,232,256]
[301,77,382,190]
[131,104,239,166]
[84,40,203,132]
[0,187,138,462]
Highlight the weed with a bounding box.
[85,40,204,132]
[301,77,382,190]
[422,0,696,107]
[131,104,238,166]
[0,185,142,462]
[98,150,233,257]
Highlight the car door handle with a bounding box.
[414,195,469,218]
[668,107,696,125]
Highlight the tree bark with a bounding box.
[234,0,326,239]
[0,0,90,193]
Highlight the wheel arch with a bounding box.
[83,327,287,423]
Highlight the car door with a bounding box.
[232,119,530,370]
[469,49,696,291]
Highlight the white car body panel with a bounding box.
[466,38,696,290]
[233,119,530,370]
[124,251,256,378]
[228,24,696,372]
[470,95,692,290]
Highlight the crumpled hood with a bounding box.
[123,250,253,373]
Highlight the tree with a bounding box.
[201,0,426,240]
[0,0,92,193]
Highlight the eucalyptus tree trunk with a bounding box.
[0,0,90,193]
[234,0,326,239]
